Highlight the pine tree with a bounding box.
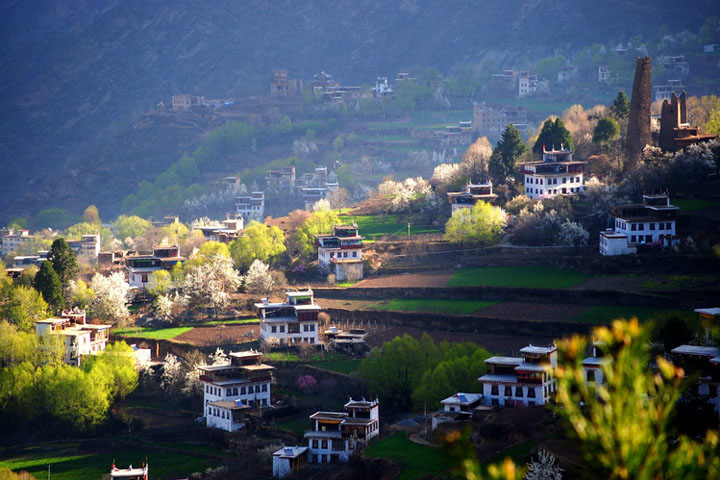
[493,123,527,180]
[533,118,574,154]
[611,91,631,119]
[47,238,78,286]
[33,260,64,312]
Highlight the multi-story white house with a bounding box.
[606,194,679,250]
[68,234,101,259]
[520,147,586,199]
[35,310,111,366]
[198,350,274,432]
[479,344,557,407]
[314,224,364,282]
[235,191,265,222]
[305,398,380,464]
[0,228,34,256]
[126,245,184,291]
[255,290,321,345]
[582,342,608,385]
[192,215,244,243]
[447,182,498,213]
[599,229,637,256]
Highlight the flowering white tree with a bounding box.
[312,198,331,212]
[244,259,275,295]
[524,450,563,480]
[89,272,130,325]
[559,221,589,251]
[209,347,229,366]
[183,254,242,317]
[161,353,183,393]
[377,177,434,213]
[153,294,174,322]
[431,163,461,186]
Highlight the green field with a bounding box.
[339,214,440,241]
[672,198,720,212]
[447,266,590,289]
[0,442,216,480]
[113,326,193,339]
[276,415,310,435]
[569,305,691,324]
[370,298,499,315]
[311,358,362,375]
[364,432,452,480]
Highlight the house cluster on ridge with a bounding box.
[191,215,244,243]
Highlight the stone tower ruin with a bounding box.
[625,57,652,167]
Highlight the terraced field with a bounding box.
[568,305,692,324]
[370,298,499,315]
[447,266,590,289]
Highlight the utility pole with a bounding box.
[407,223,410,237]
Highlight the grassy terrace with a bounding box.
[370,299,499,315]
[112,326,192,339]
[447,265,590,289]
[311,358,362,375]
[673,198,720,212]
[365,432,452,480]
[569,305,692,324]
[0,442,216,480]
[339,214,440,241]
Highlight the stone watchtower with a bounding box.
[625,57,652,167]
[659,91,686,152]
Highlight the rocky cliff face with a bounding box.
[0,0,713,220]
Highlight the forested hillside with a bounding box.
[0,0,714,220]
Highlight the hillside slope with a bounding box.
[0,0,714,220]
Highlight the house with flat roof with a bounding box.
[606,193,679,252]
[273,446,309,478]
[255,290,321,345]
[126,245,184,291]
[671,344,720,420]
[235,191,265,222]
[441,392,484,416]
[68,234,101,259]
[315,224,364,282]
[35,310,110,366]
[520,147,586,199]
[479,344,557,407]
[198,350,274,432]
[447,182,498,212]
[110,463,148,480]
[192,215,244,243]
[304,398,379,464]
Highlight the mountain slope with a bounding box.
[0,0,714,220]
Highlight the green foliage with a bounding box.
[32,261,64,312]
[149,270,171,296]
[364,431,453,480]
[112,215,151,242]
[311,358,362,375]
[555,320,720,479]
[229,221,286,270]
[7,218,28,230]
[82,205,100,225]
[532,118,574,154]
[412,346,492,410]
[444,201,506,246]
[0,321,64,368]
[360,334,493,413]
[447,265,589,288]
[47,238,78,285]
[333,134,345,151]
[611,91,631,119]
[32,208,76,231]
[1,285,49,332]
[706,98,720,136]
[82,341,138,400]
[68,280,94,309]
[64,222,112,248]
[161,221,189,244]
[290,209,340,259]
[370,299,498,315]
[490,123,527,181]
[533,54,567,80]
[0,467,36,479]
[593,117,621,143]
